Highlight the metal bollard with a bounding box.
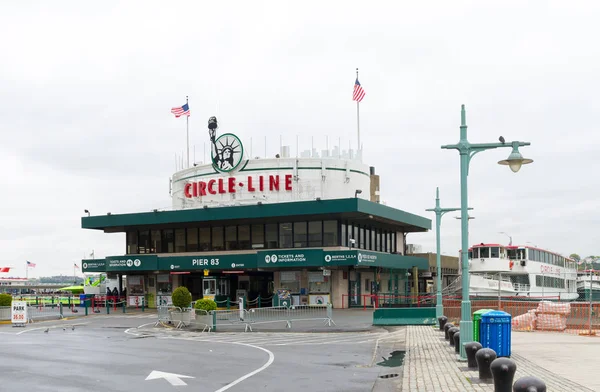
[465,341,483,368]
[123,303,126,313]
[453,332,460,354]
[448,327,459,347]
[444,323,455,340]
[106,303,110,314]
[512,376,547,392]
[475,348,497,380]
[438,316,448,331]
[85,300,89,316]
[490,357,517,392]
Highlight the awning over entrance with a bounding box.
[81,249,428,273]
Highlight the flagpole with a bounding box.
[356,68,361,160]
[186,96,190,168]
[25,261,28,280]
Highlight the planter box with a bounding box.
[170,310,192,327]
[194,310,213,331]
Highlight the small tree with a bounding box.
[195,298,217,313]
[171,286,192,310]
[0,293,12,307]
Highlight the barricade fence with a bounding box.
[157,301,335,332]
[441,297,600,336]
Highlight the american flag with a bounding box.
[74,263,79,269]
[171,103,190,118]
[26,261,36,268]
[353,78,365,102]
[0,267,10,273]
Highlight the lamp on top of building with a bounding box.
[84,209,90,217]
[354,189,362,198]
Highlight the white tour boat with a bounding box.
[450,243,578,301]
[577,270,600,301]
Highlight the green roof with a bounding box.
[81,198,431,232]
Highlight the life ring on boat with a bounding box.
[509,260,514,270]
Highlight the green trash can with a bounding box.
[473,309,494,342]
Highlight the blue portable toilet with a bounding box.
[480,310,512,357]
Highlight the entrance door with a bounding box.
[349,272,361,306]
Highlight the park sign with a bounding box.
[81,259,106,273]
[105,255,158,272]
[11,301,27,326]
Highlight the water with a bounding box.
[376,350,405,367]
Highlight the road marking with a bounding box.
[212,341,274,392]
[16,322,90,335]
[145,370,194,386]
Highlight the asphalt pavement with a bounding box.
[0,312,404,392]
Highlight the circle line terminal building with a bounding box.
[81,124,432,309]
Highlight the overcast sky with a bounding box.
[1,1,598,277]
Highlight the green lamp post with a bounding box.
[441,104,533,359]
[426,188,469,319]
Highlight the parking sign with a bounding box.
[11,301,27,326]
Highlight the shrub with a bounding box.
[0,293,12,307]
[171,286,192,310]
[195,298,217,313]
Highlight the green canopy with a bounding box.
[58,285,84,293]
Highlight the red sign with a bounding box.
[184,174,293,198]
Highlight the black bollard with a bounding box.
[475,348,497,380]
[512,376,547,392]
[444,323,455,340]
[448,327,459,347]
[465,341,483,368]
[490,357,517,392]
[438,316,448,331]
[453,332,460,354]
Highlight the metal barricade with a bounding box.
[215,304,336,332]
[155,306,182,329]
[27,304,63,322]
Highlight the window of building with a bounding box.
[359,227,365,249]
[294,222,307,247]
[365,228,371,250]
[199,227,211,251]
[371,229,376,251]
[127,231,138,254]
[323,220,338,247]
[280,271,301,293]
[386,232,391,253]
[175,229,186,252]
[308,271,330,293]
[346,223,354,248]
[341,222,347,247]
[226,226,237,250]
[138,230,150,253]
[375,229,381,251]
[150,230,161,253]
[238,225,251,250]
[308,221,323,247]
[161,229,174,253]
[279,223,293,248]
[266,224,278,248]
[186,228,198,252]
[251,224,265,249]
[212,226,224,250]
[353,225,359,249]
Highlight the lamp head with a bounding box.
[498,144,533,173]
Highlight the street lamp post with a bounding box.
[426,187,469,319]
[499,232,513,246]
[441,104,533,359]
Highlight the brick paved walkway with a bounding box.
[401,326,594,392]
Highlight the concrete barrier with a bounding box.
[373,307,437,326]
